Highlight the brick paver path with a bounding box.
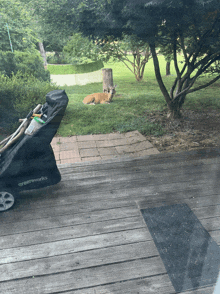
[51,130,159,164]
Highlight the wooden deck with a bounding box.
[1,148,220,293]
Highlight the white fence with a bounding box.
[50,69,102,86]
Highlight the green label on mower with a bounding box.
[18,176,48,187]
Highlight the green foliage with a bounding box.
[16,0,220,119]
[47,52,71,64]
[0,0,37,51]
[47,60,104,74]
[63,32,151,81]
[23,0,76,52]
[56,57,220,137]
[159,44,181,63]
[72,0,220,116]
[101,34,151,81]
[0,72,58,132]
[0,50,50,81]
[56,57,167,137]
[63,32,101,64]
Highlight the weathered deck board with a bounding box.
[59,161,220,187]
[1,257,168,294]
[67,279,214,294]
[0,228,151,264]
[0,206,140,235]
[12,185,220,216]
[59,157,220,181]
[10,176,220,214]
[1,193,220,236]
[0,216,145,249]
[67,274,175,294]
[57,147,220,173]
[0,241,158,282]
[0,148,220,293]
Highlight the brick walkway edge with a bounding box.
[51,130,159,164]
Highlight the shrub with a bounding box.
[0,72,58,132]
[47,52,71,64]
[63,32,101,65]
[0,50,50,81]
[47,60,104,75]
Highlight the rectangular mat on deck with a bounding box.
[141,203,220,293]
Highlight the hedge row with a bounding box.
[0,50,50,81]
[47,60,104,75]
[0,73,58,132]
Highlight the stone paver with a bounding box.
[59,136,77,143]
[52,144,60,152]
[77,141,96,149]
[77,135,94,142]
[132,141,154,151]
[81,156,102,162]
[98,147,118,156]
[60,158,81,164]
[110,138,130,146]
[133,148,160,157]
[51,131,159,164]
[115,145,136,155]
[52,137,60,144]
[60,142,78,151]
[96,140,116,148]
[126,136,146,144]
[60,150,80,160]
[100,155,120,160]
[108,133,126,139]
[91,134,110,140]
[80,148,99,158]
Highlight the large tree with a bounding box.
[24,0,77,52]
[100,34,151,82]
[19,0,73,64]
[143,0,220,118]
[0,0,37,51]
[74,0,220,118]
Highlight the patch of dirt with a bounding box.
[145,109,220,153]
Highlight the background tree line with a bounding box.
[1,0,220,119]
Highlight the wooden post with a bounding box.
[102,68,113,93]
[166,61,171,76]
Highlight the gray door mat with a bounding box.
[141,203,220,293]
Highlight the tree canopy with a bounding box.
[24,0,78,52]
[0,0,37,51]
[144,0,220,117]
[4,0,220,118]
[74,0,220,118]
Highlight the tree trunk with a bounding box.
[102,68,113,93]
[133,52,144,82]
[166,61,171,76]
[135,71,143,82]
[167,105,182,119]
[167,98,184,119]
[38,42,47,67]
[150,43,171,105]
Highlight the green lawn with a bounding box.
[56,56,220,137]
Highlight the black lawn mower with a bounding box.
[0,90,68,211]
